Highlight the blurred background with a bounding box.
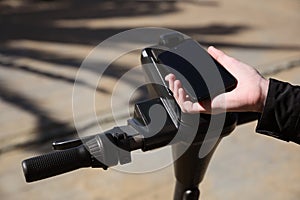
[0,0,299,199]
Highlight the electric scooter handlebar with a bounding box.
[21,97,180,183]
[22,98,258,184]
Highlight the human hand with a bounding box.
[165,46,269,114]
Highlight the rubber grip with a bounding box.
[22,145,92,182]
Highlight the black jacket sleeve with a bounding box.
[256,78,300,144]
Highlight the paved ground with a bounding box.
[0,0,299,200]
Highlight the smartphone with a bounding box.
[141,38,237,102]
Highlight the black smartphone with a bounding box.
[142,38,237,102]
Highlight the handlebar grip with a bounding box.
[22,145,92,182]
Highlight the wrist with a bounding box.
[257,78,269,112]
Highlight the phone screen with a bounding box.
[156,39,237,101]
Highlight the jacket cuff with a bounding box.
[256,79,290,142]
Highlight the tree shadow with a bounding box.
[0,59,110,94]
[0,81,76,152]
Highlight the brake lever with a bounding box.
[52,138,83,150]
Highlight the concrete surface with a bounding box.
[0,0,299,199]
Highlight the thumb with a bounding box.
[207,46,226,62]
[207,46,237,71]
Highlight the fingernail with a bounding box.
[165,74,169,81]
[208,46,216,51]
